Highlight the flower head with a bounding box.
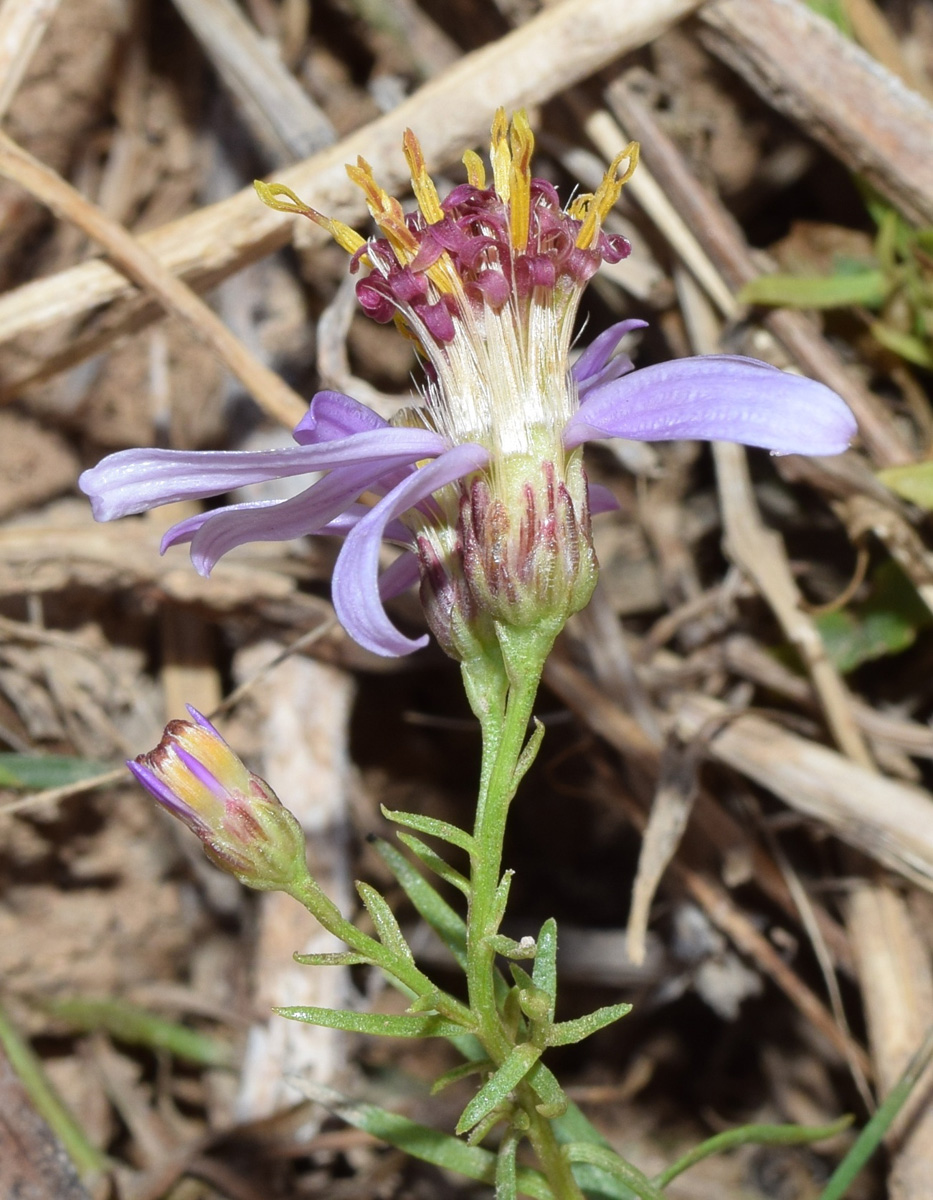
[130,707,310,892]
[80,111,857,661]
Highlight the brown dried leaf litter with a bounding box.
[1,0,933,1197]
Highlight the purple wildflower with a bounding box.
[79,111,856,659]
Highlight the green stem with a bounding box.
[467,669,541,1054]
[523,1099,587,1200]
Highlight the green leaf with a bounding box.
[488,934,538,959]
[738,269,887,310]
[562,1144,665,1200]
[0,753,112,789]
[496,1131,520,1200]
[531,918,558,1019]
[526,1062,568,1120]
[396,833,471,895]
[356,881,413,961]
[545,1003,633,1048]
[431,1058,493,1095]
[42,995,235,1068]
[381,805,474,853]
[654,1115,853,1188]
[813,559,933,673]
[371,837,468,969]
[293,950,373,967]
[291,1079,553,1198]
[512,718,545,792]
[456,1043,543,1135]
[871,322,933,368]
[878,462,933,510]
[276,1006,464,1039]
[819,1024,933,1200]
[801,0,852,33]
[552,1102,639,1200]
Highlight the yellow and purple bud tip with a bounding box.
[129,708,311,893]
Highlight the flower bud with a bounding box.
[129,708,310,893]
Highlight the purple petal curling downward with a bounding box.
[332,442,489,657]
[564,355,857,455]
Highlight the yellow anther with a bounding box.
[490,107,511,203]
[346,157,420,263]
[403,129,444,224]
[573,141,639,250]
[254,180,366,254]
[508,110,534,252]
[462,149,486,189]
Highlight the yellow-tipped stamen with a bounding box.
[572,142,639,250]
[403,129,445,225]
[253,181,366,255]
[346,157,420,264]
[507,110,534,252]
[463,149,486,189]
[490,107,511,204]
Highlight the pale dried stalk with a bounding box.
[847,885,933,1200]
[700,0,933,227]
[0,129,309,427]
[675,694,933,892]
[171,0,334,163]
[583,108,739,321]
[0,0,61,121]
[0,0,704,353]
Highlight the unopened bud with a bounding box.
[129,708,310,893]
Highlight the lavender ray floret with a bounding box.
[563,355,858,454]
[331,443,490,657]
[79,428,448,521]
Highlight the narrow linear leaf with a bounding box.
[545,1003,633,1047]
[738,269,887,310]
[551,1103,638,1200]
[42,996,234,1068]
[371,837,468,968]
[526,1062,568,1119]
[381,805,474,853]
[288,1078,553,1199]
[496,1130,520,1200]
[276,1006,464,1039]
[356,881,413,961]
[818,1024,933,1200]
[457,1043,543,1135]
[396,832,471,895]
[654,1115,853,1188]
[488,934,538,959]
[562,1143,665,1200]
[294,951,373,967]
[512,718,545,793]
[0,1001,109,1178]
[878,462,933,510]
[0,753,112,789]
[531,918,558,1018]
[871,321,933,368]
[431,1058,493,1095]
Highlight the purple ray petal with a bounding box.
[331,443,489,657]
[378,550,421,600]
[176,746,227,797]
[79,428,448,522]
[563,356,857,455]
[127,759,199,825]
[587,482,620,514]
[292,390,388,444]
[319,504,413,544]
[572,319,648,389]
[186,706,224,739]
[169,457,422,575]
